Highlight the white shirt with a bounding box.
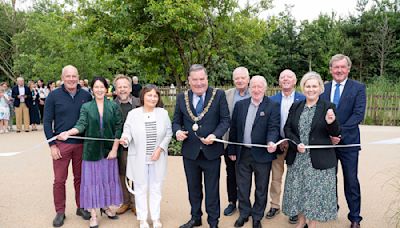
[280,91,295,137]
[18,86,25,103]
[330,78,348,103]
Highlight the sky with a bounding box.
[15,0,367,21]
[243,0,365,21]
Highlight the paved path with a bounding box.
[0,125,399,228]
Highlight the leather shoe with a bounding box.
[265,208,280,219]
[223,202,237,216]
[234,217,249,227]
[209,225,218,228]
[289,215,298,224]
[179,219,202,228]
[350,222,360,228]
[76,208,91,220]
[116,204,130,215]
[52,213,65,227]
[131,207,137,216]
[252,220,262,228]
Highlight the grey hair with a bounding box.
[61,65,79,77]
[329,54,352,69]
[250,75,267,88]
[188,64,207,77]
[232,67,250,80]
[299,71,325,94]
[279,69,297,81]
[16,77,24,82]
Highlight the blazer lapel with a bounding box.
[253,97,267,128]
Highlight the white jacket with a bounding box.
[122,107,172,184]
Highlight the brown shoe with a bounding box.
[116,204,130,215]
[131,207,137,216]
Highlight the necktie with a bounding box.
[333,83,341,106]
[195,95,204,116]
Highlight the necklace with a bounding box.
[184,88,217,132]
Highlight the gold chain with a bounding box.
[184,88,217,122]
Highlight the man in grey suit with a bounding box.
[222,67,251,216]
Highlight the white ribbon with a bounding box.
[211,138,361,149]
[1,135,398,157]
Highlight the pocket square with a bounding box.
[260,111,265,116]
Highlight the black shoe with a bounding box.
[265,208,280,219]
[209,225,218,228]
[252,220,262,228]
[76,208,91,220]
[52,213,65,227]
[289,215,298,224]
[100,208,119,219]
[223,202,237,216]
[179,219,202,228]
[234,217,249,227]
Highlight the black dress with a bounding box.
[29,89,41,124]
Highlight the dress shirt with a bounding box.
[243,98,261,146]
[192,93,206,110]
[280,91,295,137]
[330,78,348,103]
[18,86,25,103]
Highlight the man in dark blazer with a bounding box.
[320,54,366,228]
[228,76,280,228]
[11,77,32,132]
[266,69,305,224]
[173,64,230,228]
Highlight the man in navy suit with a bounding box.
[228,76,280,228]
[173,64,230,228]
[266,69,305,224]
[320,54,366,228]
[11,77,32,132]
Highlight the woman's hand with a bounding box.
[297,143,306,153]
[119,137,128,147]
[267,142,277,153]
[325,109,336,124]
[57,131,70,141]
[151,147,163,161]
[107,150,117,159]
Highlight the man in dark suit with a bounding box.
[320,54,366,228]
[228,76,280,228]
[266,69,305,224]
[173,64,230,228]
[11,77,32,132]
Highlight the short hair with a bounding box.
[61,65,79,77]
[114,74,132,86]
[329,54,352,69]
[139,84,164,108]
[90,76,109,90]
[232,67,250,80]
[250,75,267,88]
[0,82,8,87]
[300,71,325,94]
[279,69,297,80]
[188,64,207,76]
[17,77,24,82]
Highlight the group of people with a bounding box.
[0,78,61,133]
[42,53,366,228]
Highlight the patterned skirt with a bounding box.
[80,158,123,209]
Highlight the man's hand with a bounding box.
[176,130,188,142]
[57,131,69,141]
[325,109,336,124]
[50,145,62,160]
[267,142,276,153]
[229,155,236,161]
[200,134,216,145]
[297,143,305,153]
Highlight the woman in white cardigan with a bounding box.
[120,85,172,228]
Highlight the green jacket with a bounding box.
[74,98,123,161]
